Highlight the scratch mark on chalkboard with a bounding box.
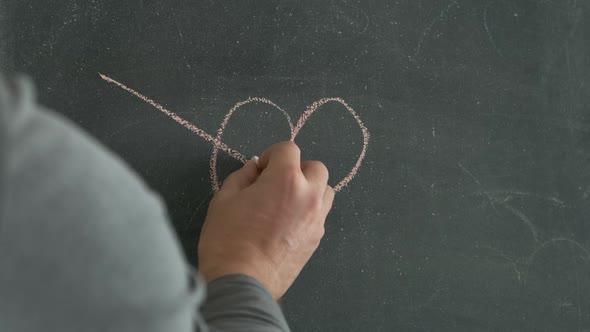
[104,112,198,141]
[99,73,370,193]
[404,167,437,197]
[569,243,584,331]
[476,244,523,282]
[483,2,504,57]
[458,163,481,186]
[331,2,371,34]
[413,19,436,59]
[187,189,215,226]
[215,0,228,13]
[478,224,590,287]
[503,203,539,244]
[522,237,590,286]
[458,163,500,214]
[415,286,446,310]
[527,237,590,265]
[105,117,158,140]
[413,0,458,59]
[351,4,371,34]
[566,0,583,40]
[482,190,566,207]
[175,21,185,43]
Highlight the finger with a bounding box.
[321,186,335,219]
[301,160,329,186]
[219,159,260,195]
[257,141,301,174]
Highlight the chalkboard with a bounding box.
[3,0,590,330]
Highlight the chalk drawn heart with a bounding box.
[99,74,370,193]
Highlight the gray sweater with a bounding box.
[0,75,290,332]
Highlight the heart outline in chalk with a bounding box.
[98,73,370,194]
[210,97,370,193]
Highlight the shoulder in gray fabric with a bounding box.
[0,75,201,332]
[0,75,290,332]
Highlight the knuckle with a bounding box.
[276,141,300,156]
[313,160,328,172]
[314,161,329,178]
[317,225,326,239]
[325,186,335,200]
[308,190,324,210]
[312,225,325,244]
[282,166,302,185]
[303,160,329,182]
[326,185,335,195]
[209,191,222,203]
[222,172,237,184]
[210,191,227,205]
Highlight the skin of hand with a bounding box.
[198,141,335,299]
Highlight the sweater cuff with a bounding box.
[201,274,290,331]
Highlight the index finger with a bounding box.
[257,141,302,173]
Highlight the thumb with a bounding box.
[219,157,260,194]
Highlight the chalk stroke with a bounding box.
[99,73,370,193]
[210,97,294,192]
[99,73,246,161]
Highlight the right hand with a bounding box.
[198,141,335,299]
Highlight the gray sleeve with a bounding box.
[0,75,289,332]
[201,275,291,332]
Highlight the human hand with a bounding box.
[198,141,335,299]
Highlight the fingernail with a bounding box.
[251,156,259,164]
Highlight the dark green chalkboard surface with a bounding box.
[3,1,590,330]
